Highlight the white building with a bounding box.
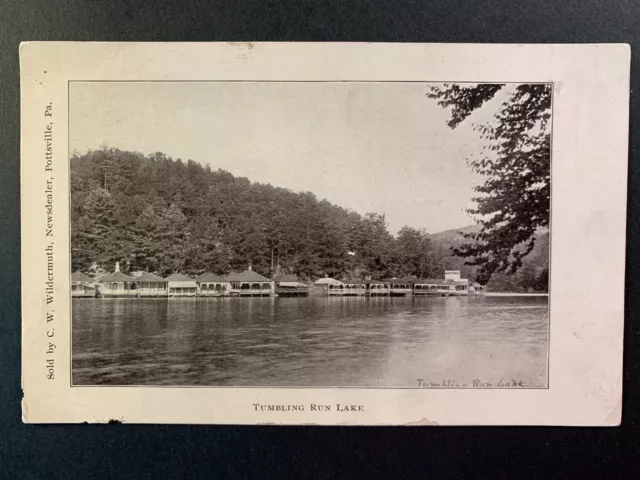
[165,273,198,297]
[445,270,469,295]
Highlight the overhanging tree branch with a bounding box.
[427,83,551,283]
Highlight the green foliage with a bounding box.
[427,83,552,282]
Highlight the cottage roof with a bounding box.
[274,274,299,283]
[400,276,419,282]
[164,273,195,282]
[100,271,134,282]
[387,279,412,285]
[342,279,366,285]
[71,271,92,282]
[136,272,165,282]
[314,277,343,286]
[195,272,227,282]
[363,279,388,285]
[225,270,270,282]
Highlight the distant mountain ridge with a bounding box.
[428,224,479,242]
[428,225,549,292]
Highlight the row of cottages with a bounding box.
[406,270,471,296]
[74,267,481,299]
[312,271,476,297]
[95,271,179,298]
[84,262,265,298]
[73,265,311,298]
[384,279,414,296]
[226,269,273,297]
[97,271,231,298]
[366,279,391,296]
[313,278,390,296]
[412,279,456,296]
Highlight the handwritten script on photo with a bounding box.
[417,379,525,388]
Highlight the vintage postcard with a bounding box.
[20,42,629,425]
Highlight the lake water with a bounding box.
[72,295,549,388]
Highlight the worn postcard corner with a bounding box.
[20,42,629,426]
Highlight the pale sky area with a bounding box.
[69,81,508,234]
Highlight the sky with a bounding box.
[69,81,506,234]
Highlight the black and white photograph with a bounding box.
[20,42,628,425]
[69,80,551,388]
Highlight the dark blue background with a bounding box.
[1,1,638,478]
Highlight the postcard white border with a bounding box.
[21,42,629,425]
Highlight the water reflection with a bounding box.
[72,296,549,387]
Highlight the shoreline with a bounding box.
[485,292,548,297]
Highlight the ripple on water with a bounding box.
[72,296,549,387]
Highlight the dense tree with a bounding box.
[396,226,433,278]
[427,83,551,284]
[429,228,550,292]
[71,187,118,268]
[70,147,548,291]
[129,205,162,271]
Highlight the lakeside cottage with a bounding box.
[165,273,198,297]
[363,279,391,296]
[226,268,273,296]
[341,279,367,296]
[71,271,95,298]
[98,266,137,297]
[273,274,309,297]
[414,270,470,296]
[445,270,470,295]
[312,277,344,296]
[384,279,413,297]
[136,272,168,297]
[413,278,448,295]
[195,272,231,297]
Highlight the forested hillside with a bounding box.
[70,148,548,291]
